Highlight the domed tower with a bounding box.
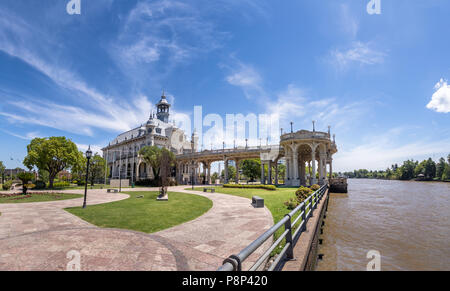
[156,91,171,123]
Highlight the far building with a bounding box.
[102,93,197,183]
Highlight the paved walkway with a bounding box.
[0,186,273,271]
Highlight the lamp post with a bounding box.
[83,146,93,209]
[191,161,195,190]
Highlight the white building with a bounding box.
[102,93,197,182]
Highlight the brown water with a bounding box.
[316,179,450,271]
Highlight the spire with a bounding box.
[156,89,171,123]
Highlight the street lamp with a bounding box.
[191,161,195,190]
[83,145,93,209]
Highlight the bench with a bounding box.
[107,189,119,193]
[203,188,215,193]
[252,196,264,208]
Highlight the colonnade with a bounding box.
[283,143,333,187]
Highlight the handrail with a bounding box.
[217,184,328,271]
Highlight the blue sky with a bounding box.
[0,0,449,171]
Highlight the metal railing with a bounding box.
[176,145,283,160]
[217,184,328,271]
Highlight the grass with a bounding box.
[65,191,213,233]
[0,193,82,204]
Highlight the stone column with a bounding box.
[319,153,326,185]
[203,162,207,185]
[235,159,240,184]
[311,146,317,185]
[268,161,272,185]
[224,158,229,184]
[193,162,198,185]
[300,161,306,186]
[261,162,265,185]
[285,156,289,185]
[275,161,279,186]
[207,162,212,185]
[329,159,333,179]
[292,145,299,187]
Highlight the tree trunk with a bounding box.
[49,176,55,189]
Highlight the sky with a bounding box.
[0,0,449,172]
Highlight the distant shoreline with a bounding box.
[346,177,450,183]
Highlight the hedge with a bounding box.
[223,184,277,191]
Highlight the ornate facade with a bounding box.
[280,128,337,186]
[102,93,197,182]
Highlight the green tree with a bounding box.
[398,160,417,180]
[278,163,286,181]
[17,172,35,195]
[139,146,175,182]
[436,158,446,181]
[241,159,261,181]
[424,158,436,179]
[23,137,83,188]
[211,172,219,183]
[0,161,5,184]
[88,154,107,186]
[442,164,450,181]
[221,165,236,181]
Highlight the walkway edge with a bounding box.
[282,189,329,271]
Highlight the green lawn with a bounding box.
[65,191,213,233]
[0,193,82,204]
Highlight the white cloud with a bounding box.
[76,144,104,156]
[339,4,359,38]
[0,11,156,135]
[112,0,224,77]
[329,41,386,69]
[426,79,450,113]
[225,63,263,94]
[1,130,41,141]
[265,84,306,121]
[334,128,450,172]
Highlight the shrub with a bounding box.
[77,180,86,186]
[310,184,320,191]
[223,184,277,191]
[135,179,160,187]
[33,180,46,190]
[2,180,12,191]
[284,198,299,210]
[50,182,71,188]
[295,186,313,202]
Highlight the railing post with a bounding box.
[301,203,306,231]
[284,214,294,260]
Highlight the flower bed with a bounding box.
[223,184,277,191]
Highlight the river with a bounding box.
[315,179,450,271]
